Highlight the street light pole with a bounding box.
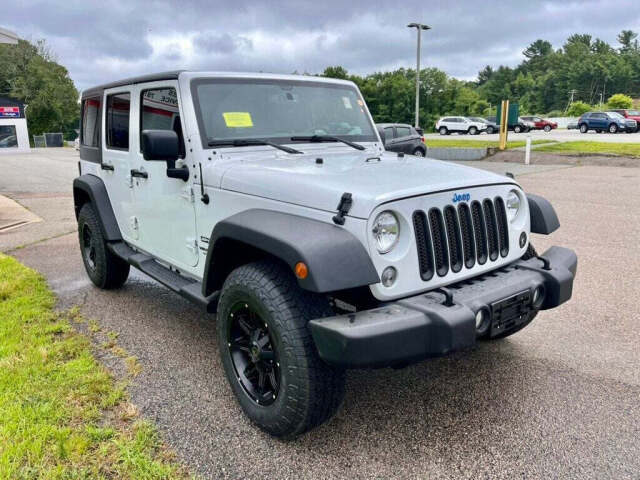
[407,23,431,129]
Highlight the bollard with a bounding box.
[525,135,531,165]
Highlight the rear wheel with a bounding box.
[77,203,129,289]
[438,126,448,135]
[468,126,478,135]
[217,260,345,438]
[579,123,588,133]
[514,125,523,133]
[412,147,425,157]
[543,125,552,132]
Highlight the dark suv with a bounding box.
[578,111,637,134]
[377,123,426,156]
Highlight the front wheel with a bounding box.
[609,123,618,134]
[543,125,552,132]
[514,125,522,133]
[217,260,345,438]
[486,126,495,134]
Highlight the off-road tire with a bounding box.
[77,203,129,289]
[485,242,539,340]
[217,259,345,438]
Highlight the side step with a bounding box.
[108,241,219,313]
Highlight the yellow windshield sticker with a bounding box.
[223,112,253,128]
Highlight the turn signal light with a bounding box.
[294,262,308,279]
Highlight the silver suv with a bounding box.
[74,71,577,437]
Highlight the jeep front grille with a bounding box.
[413,197,509,280]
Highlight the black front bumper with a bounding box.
[309,246,577,368]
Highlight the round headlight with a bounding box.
[372,211,399,254]
[506,190,521,222]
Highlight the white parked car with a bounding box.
[435,116,487,135]
[74,71,577,438]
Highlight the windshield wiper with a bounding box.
[207,139,303,154]
[290,135,365,151]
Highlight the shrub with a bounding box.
[566,101,593,117]
[606,93,633,109]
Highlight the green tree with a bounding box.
[567,101,593,116]
[617,30,639,53]
[0,39,78,139]
[606,93,633,109]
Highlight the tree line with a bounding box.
[322,30,640,129]
[0,39,78,140]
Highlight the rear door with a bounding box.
[100,89,136,241]
[130,81,199,270]
[394,125,413,153]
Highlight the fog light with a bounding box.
[532,286,544,306]
[475,309,490,335]
[519,232,527,248]
[381,267,397,287]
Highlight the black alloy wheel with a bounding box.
[227,302,280,406]
[82,223,97,271]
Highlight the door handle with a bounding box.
[130,169,148,179]
[100,162,114,171]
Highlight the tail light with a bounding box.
[421,136,425,144]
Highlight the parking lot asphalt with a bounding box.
[3,149,640,479]
[424,127,640,143]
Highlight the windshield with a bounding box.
[191,78,377,147]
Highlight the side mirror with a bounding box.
[141,130,188,181]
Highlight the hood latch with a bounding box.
[332,192,353,225]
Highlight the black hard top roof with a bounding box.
[82,70,184,98]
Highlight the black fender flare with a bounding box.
[73,174,122,241]
[526,193,560,235]
[203,209,380,296]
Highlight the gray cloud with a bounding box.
[4,0,640,90]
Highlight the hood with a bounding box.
[219,148,513,218]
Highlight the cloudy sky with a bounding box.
[5,0,640,91]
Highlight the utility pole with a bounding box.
[565,89,577,113]
[407,23,431,129]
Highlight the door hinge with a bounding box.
[186,238,198,254]
[181,186,195,203]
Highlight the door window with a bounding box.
[140,87,185,157]
[106,93,130,150]
[396,126,411,138]
[81,98,101,147]
[384,127,394,139]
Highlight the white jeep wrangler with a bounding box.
[74,71,577,437]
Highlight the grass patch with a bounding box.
[426,139,556,149]
[0,253,192,479]
[535,141,640,158]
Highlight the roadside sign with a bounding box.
[495,102,519,126]
[0,106,20,118]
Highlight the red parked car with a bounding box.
[611,109,640,132]
[521,116,558,132]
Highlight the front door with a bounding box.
[129,81,199,270]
